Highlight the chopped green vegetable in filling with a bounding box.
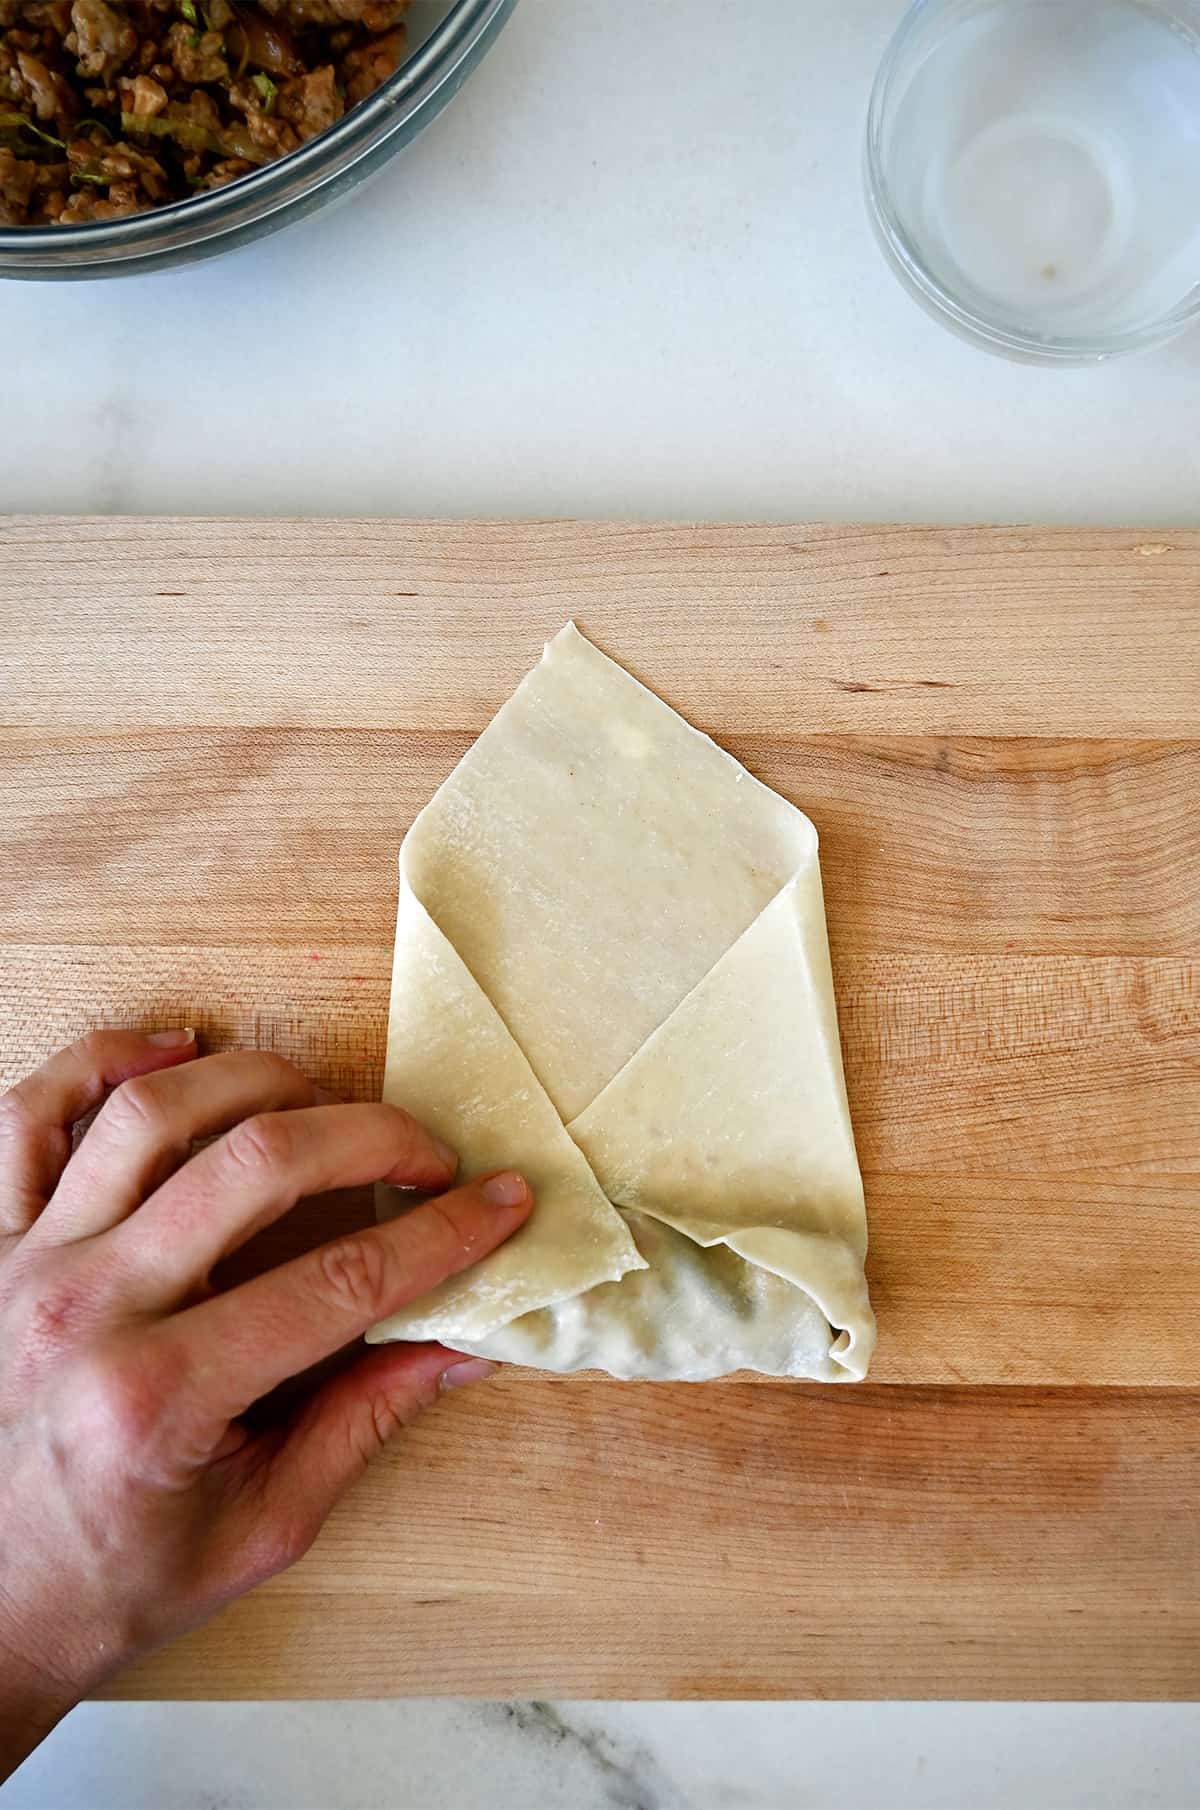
[0,113,66,151]
[250,72,278,112]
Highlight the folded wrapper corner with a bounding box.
[367,623,875,1380]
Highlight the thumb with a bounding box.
[231,1342,499,1573]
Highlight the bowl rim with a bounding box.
[864,0,1200,362]
[0,0,511,266]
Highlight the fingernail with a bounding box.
[146,1028,194,1048]
[313,1087,341,1106]
[440,1358,500,1392]
[431,1136,458,1174]
[481,1171,528,1208]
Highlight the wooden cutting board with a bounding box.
[1,517,1198,1699]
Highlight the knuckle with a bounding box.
[14,1269,99,1361]
[76,1347,166,1452]
[0,1087,70,1178]
[345,1400,391,1470]
[246,1514,321,1583]
[272,1514,321,1572]
[223,1112,297,1178]
[239,1049,307,1094]
[75,1028,118,1070]
[367,1382,432,1444]
[385,1377,438,1431]
[316,1235,390,1319]
[379,1102,420,1147]
[101,1074,169,1143]
[260,1049,305,1083]
[0,1086,30,1132]
[425,1195,484,1264]
[368,1392,402,1448]
[349,1385,427,1473]
[0,1087,36,1149]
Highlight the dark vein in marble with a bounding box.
[492,1702,671,1810]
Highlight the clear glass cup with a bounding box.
[0,0,514,280]
[865,0,1200,362]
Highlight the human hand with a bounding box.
[0,1031,531,1781]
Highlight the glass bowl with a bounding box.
[0,0,515,279]
[865,0,1200,363]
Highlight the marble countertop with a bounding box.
[4,1701,1200,1810]
[3,0,1199,524]
[2,0,1199,1804]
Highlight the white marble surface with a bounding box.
[3,1701,1200,1809]
[3,1,1199,1805]
[2,0,1200,523]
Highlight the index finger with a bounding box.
[161,1171,531,1418]
[0,1028,197,1237]
[108,1100,459,1308]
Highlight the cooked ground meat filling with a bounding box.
[0,0,407,222]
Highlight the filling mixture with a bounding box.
[0,0,409,222]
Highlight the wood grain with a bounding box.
[3,731,1197,956]
[2,517,1198,1698]
[2,517,1198,733]
[102,1380,1200,1700]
